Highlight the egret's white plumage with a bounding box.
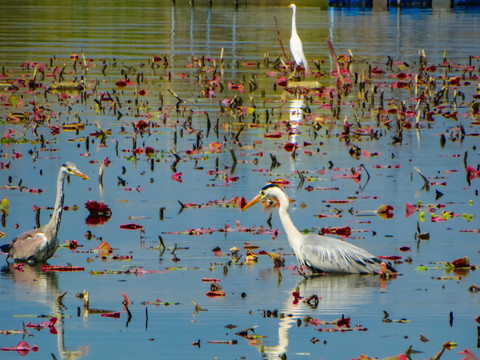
[1,162,89,263]
[289,4,309,72]
[243,184,396,274]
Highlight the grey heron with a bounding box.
[1,162,89,263]
[242,184,396,274]
[289,4,309,73]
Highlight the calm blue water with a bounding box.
[0,1,480,359]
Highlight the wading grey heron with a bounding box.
[289,4,309,73]
[1,162,89,263]
[242,184,396,274]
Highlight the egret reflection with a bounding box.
[289,98,304,134]
[288,98,304,173]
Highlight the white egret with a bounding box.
[243,184,396,274]
[1,162,89,263]
[289,4,309,73]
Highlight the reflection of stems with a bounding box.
[358,164,370,191]
[145,307,148,330]
[415,166,430,191]
[57,292,68,310]
[230,149,237,175]
[98,162,105,196]
[125,307,132,328]
[191,300,208,316]
[361,164,370,180]
[158,236,166,254]
[297,171,305,190]
[170,149,181,173]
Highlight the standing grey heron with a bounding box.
[242,184,396,274]
[289,4,309,73]
[1,162,89,263]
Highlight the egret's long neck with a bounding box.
[276,189,302,243]
[47,169,66,235]
[291,8,297,36]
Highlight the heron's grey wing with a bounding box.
[298,234,382,274]
[8,229,49,262]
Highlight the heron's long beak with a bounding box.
[72,169,90,180]
[242,194,263,211]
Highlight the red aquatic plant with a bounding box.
[276,76,288,87]
[405,202,419,218]
[292,290,303,304]
[26,317,57,334]
[41,265,84,272]
[321,226,351,237]
[284,142,297,152]
[467,166,480,182]
[133,119,150,133]
[459,348,480,360]
[172,172,182,183]
[85,200,112,226]
[336,315,350,328]
[101,312,120,318]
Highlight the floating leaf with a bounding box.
[284,142,297,152]
[0,341,38,356]
[207,340,238,345]
[94,241,113,255]
[376,204,394,220]
[419,334,429,343]
[442,341,457,351]
[120,223,144,230]
[41,265,84,272]
[415,265,428,271]
[321,226,351,237]
[142,299,180,306]
[101,312,120,318]
[0,198,9,215]
[377,255,402,261]
[172,172,182,183]
[432,276,462,281]
[264,130,282,139]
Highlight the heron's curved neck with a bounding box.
[47,169,66,234]
[275,189,301,242]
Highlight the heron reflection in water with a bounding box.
[259,274,382,359]
[1,263,88,359]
